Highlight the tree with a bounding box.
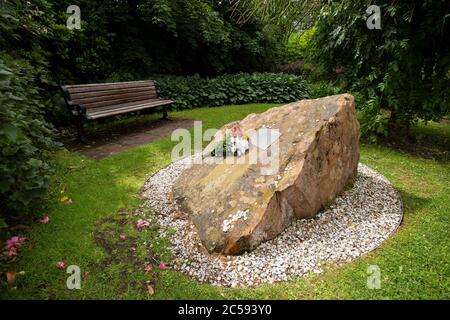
[230,0,322,37]
[312,0,450,137]
[46,0,285,79]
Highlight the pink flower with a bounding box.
[144,265,153,273]
[3,236,26,259]
[159,263,168,271]
[8,247,17,257]
[5,236,26,250]
[55,261,66,269]
[136,219,150,230]
[38,215,50,224]
[119,234,128,241]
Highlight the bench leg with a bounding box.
[75,117,89,144]
[162,107,169,120]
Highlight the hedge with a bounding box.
[153,73,311,110]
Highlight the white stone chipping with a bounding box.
[141,155,403,288]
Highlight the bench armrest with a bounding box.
[73,103,87,116]
[61,85,86,117]
[67,101,86,116]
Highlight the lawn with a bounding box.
[0,104,449,300]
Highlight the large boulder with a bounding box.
[173,94,360,255]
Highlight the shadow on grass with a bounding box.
[396,188,431,219]
[378,120,450,162]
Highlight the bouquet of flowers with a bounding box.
[211,124,249,158]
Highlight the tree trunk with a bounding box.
[388,109,414,142]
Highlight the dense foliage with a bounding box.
[153,73,311,109]
[0,59,59,223]
[277,28,319,75]
[283,29,316,64]
[312,0,450,137]
[230,0,321,38]
[1,0,292,124]
[0,1,62,222]
[48,0,285,80]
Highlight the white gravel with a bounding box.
[141,156,403,288]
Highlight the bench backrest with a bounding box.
[61,80,160,112]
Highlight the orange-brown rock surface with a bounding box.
[173,94,360,255]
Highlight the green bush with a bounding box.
[309,81,344,99]
[153,73,311,110]
[0,58,60,223]
[284,28,316,63]
[278,28,326,78]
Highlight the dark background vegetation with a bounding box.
[0,0,449,222]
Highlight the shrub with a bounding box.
[309,81,344,99]
[284,28,317,63]
[0,58,60,224]
[278,28,327,78]
[153,73,311,110]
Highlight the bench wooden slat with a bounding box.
[66,81,155,94]
[65,80,154,89]
[71,91,158,107]
[88,99,173,115]
[77,94,161,109]
[87,98,162,113]
[87,99,173,119]
[69,86,156,100]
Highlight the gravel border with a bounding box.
[142,156,403,288]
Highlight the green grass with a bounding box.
[1,104,449,300]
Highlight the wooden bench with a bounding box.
[61,80,173,143]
